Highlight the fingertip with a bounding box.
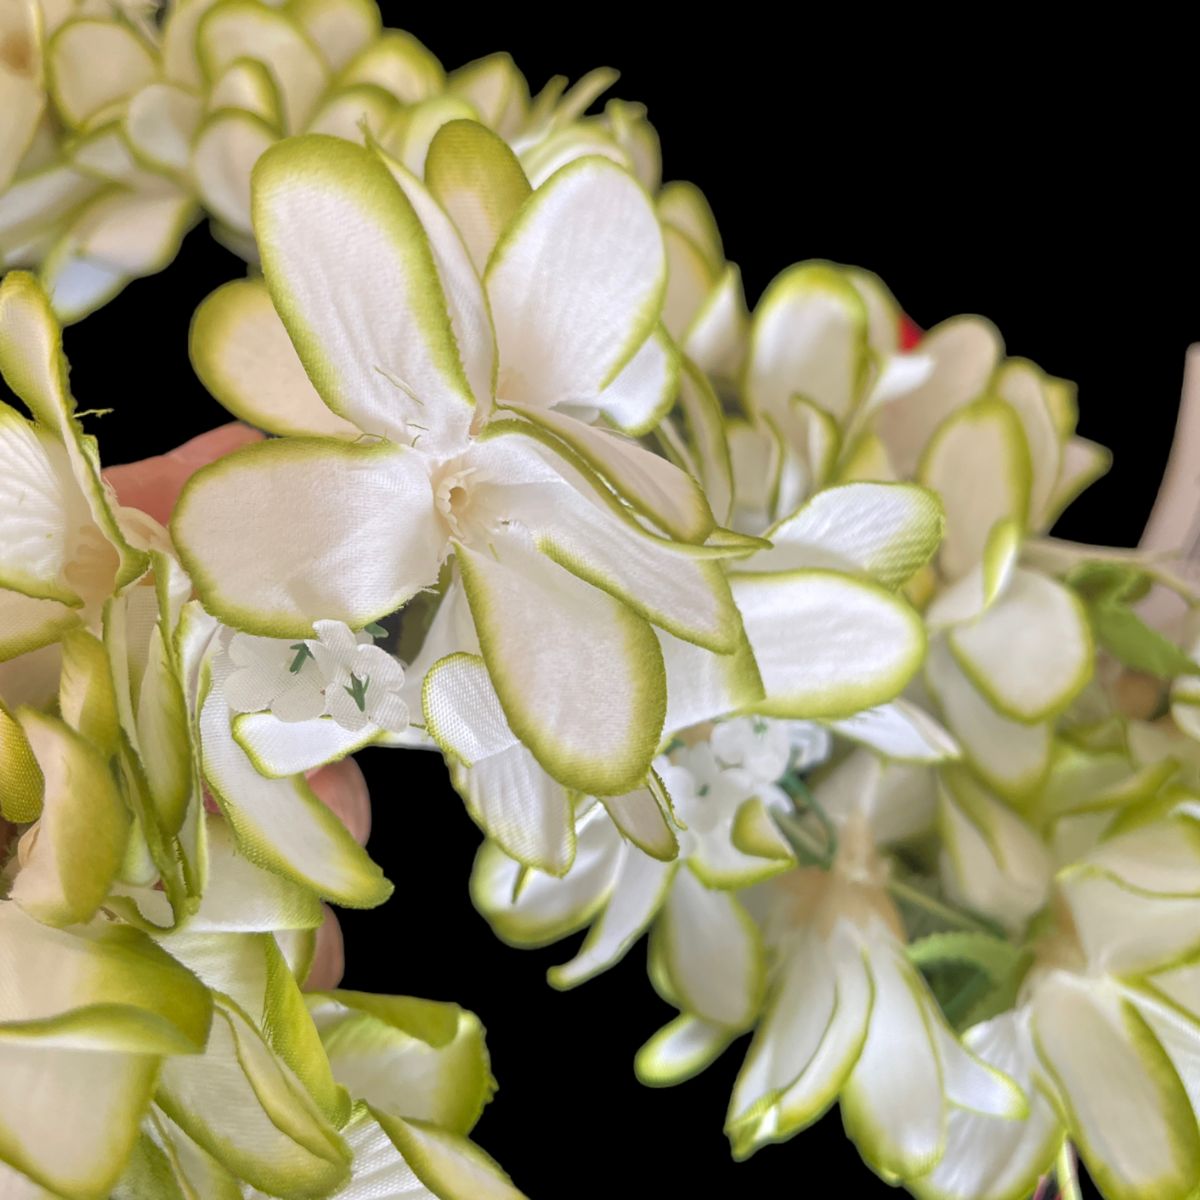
[308,757,372,845]
[102,422,264,524]
[303,906,345,991]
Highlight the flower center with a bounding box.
[777,812,904,940]
[433,462,478,542]
[1022,891,1087,997]
[62,521,120,612]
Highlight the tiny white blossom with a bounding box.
[222,620,408,735]
[307,619,408,734]
[223,631,325,722]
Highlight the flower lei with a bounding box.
[2,3,1199,1198]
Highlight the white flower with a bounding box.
[914,810,1200,1200]
[724,750,1023,1173]
[709,715,817,785]
[308,618,407,733]
[174,129,749,799]
[223,619,407,734]
[223,629,326,722]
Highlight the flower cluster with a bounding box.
[2,4,1199,1199]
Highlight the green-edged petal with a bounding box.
[504,401,713,542]
[173,436,441,637]
[425,119,530,275]
[193,108,277,236]
[156,994,351,1198]
[199,655,392,907]
[919,397,1031,581]
[290,0,380,71]
[656,865,764,1028]
[925,639,1052,800]
[548,850,675,988]
[636,1014,734,1088]
[938,767,1052,932]
[190,278,359,438]
[591,323,678,437]
[197,0,328,133]
[469,806,623,948]
[371,1112,527,1200]
[233,711,378,778]
[10,708,128,926]
[423,652,574,875]
[47,18,156,129]
[1033,974,1200,1200]
[753,482,944,587]
[339,29,444,104]
[484,154,665,409]
[310,992,493,1135]
[252,134,474,449]
[456,538,665,796]
[828,699,960,764]
[733,568,925,719]
[745,261,869,423]
[947,567,1093,723]
[874,316,1003,476]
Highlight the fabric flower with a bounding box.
[174,129,750,799]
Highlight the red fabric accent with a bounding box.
[899,313,922,350]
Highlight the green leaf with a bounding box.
[907,930,1030,1031]
[1068,560,1198,680]
[1088,602,1198,680]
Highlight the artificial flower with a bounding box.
[174,129,749,800]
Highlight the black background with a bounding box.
[46,17,1198,1198]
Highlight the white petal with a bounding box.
[948,568,1093,723]
[173,437,442,637]
[549,849,674,987]
[485,155,665,410]
[199,655,392,908]
[658,865,763,1028]
[732,569,925,718]
[752,482,944,587]
[425,118,531,275]
[874,316,1003,476]
[339,29,443,104]
[191,279,358,438]
[469,805,623,947]
[938,769,1053,932]
[1033,973,1200,1200]
[996,359,1064,530]
[252,135,475,451]
[196,0,329,133]
[746,262,868,423]
[912,1011,1062,1200]
[290,0,381,71]
[840,937,946,1178]
[635,1014,733,1087]
[234,712,377,778]
[828,699,960,764]
[728,929,842,1146]
[925,639,1051,800]
[471,428,743,652]
[503,401,713,542]
[456,535,665,797]
[920,398,1031,581]
[193,109,277,236]
[47,17,156,127]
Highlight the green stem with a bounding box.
[886,877,1000,936]
[1055,1143,1082,1200]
